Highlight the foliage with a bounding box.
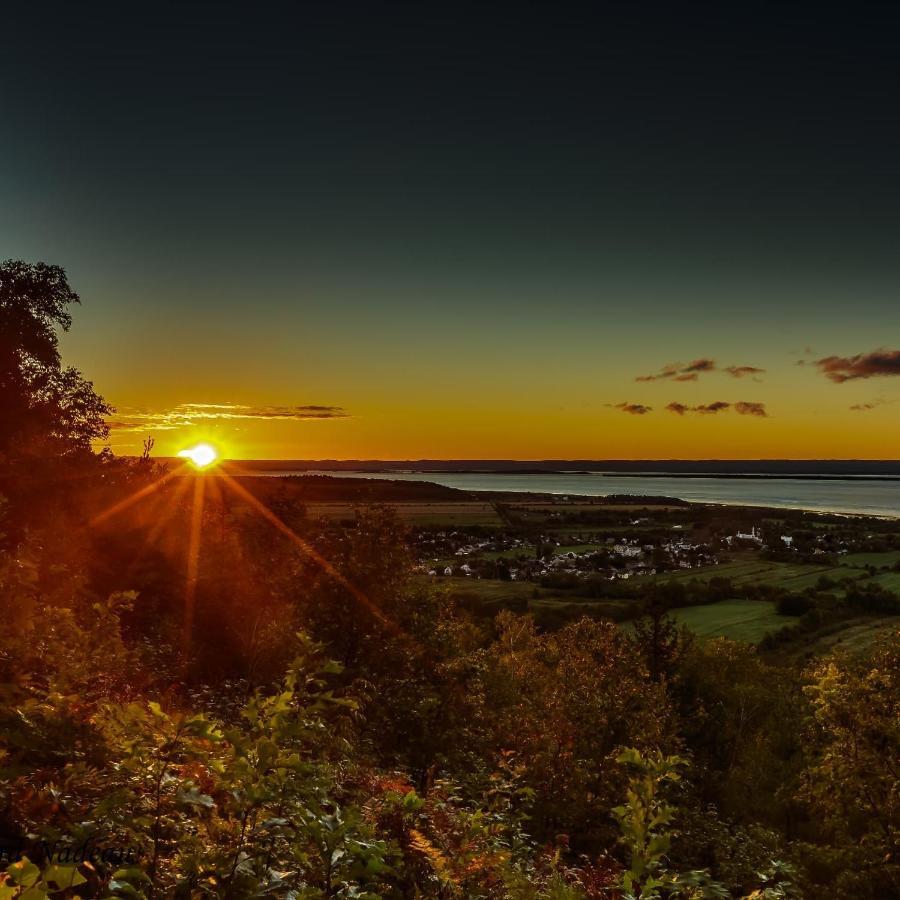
[799,633,900,897]
[0,260,111,459]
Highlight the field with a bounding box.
[398,500,900,653]
[306,501,504,526]
[636,556,865,591]
[865,571,900,593]
[670,599,796,643]
[840,550,900,569]
[792,617,897,655]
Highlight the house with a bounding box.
[729,526,762,545]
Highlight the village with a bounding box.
[409,507,870,589]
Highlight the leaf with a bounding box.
[43,865,87,888]
[7,858,40,887]
[111,867,151,883]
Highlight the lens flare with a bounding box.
[177,443,218,469]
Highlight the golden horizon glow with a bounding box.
[177,443,219,469]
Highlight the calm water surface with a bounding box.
[248,470,900,518]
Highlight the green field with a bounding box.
[866,571,900,593]
[840,550,900,569]
[794,617,898,656]
[670,599,796,643]
[637,556,863,591]
[553,543,604,555]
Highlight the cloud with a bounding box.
[107,402,348,432]
[682,358,717,374]
[614,402,653,415]
[663,401,730,415]
[815,349,900,383]
[849,400,888,412]
[637,359,716,382]
[665,400,767,417]
[724,365,765,379]
[695,401,731,414]
[637,358,764,383]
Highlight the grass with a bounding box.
[866,572,900,593]
[777,617,898,659]
[669,599,796,643]
[636,555,865,591]
[840,550,900,569]
[553,543,604,555]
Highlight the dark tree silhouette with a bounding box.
[0,260,111,457]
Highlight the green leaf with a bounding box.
[43,865,87,888]
[7,858,40,887]
[111,867,151,883]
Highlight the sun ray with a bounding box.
[128,474,192,564]
[218,471,397,631]
[89,463,188,526]
[180,474,206,667]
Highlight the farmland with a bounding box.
[227,482,900,653]
[670,599,795,643]
[397,493,900,654]
[306,500,504,526]
[634,555,865,591]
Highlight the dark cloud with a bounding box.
[637,358,763,382]
[106,403,348,432]
[615,402,653,415]
[637,359,717,382]
[849,400,884,412]
[695,401,731,415]
[725,365,765,379]
[682,358,717,374]
[815,349,900,383]
[665,400,767,417]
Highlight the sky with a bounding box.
[2,3,900,459]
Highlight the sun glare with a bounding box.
[177,443,219,469]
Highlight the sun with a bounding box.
[177,443,219,469]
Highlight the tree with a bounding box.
[0,260,111,457]
[800,635,900,897]
[631,584,692,682]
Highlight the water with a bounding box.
[243,469,900,518]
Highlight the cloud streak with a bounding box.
[734,401,767,417]
[724,365,765,379]
[107,403,349,432]
[815,349,900,383]
[637,359,716,382]
[637,359,764,382]
[664,400,768,417]
[614,402,653,415]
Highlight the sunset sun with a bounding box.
[177,443,219,469]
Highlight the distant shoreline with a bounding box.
[161,458,900,479]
